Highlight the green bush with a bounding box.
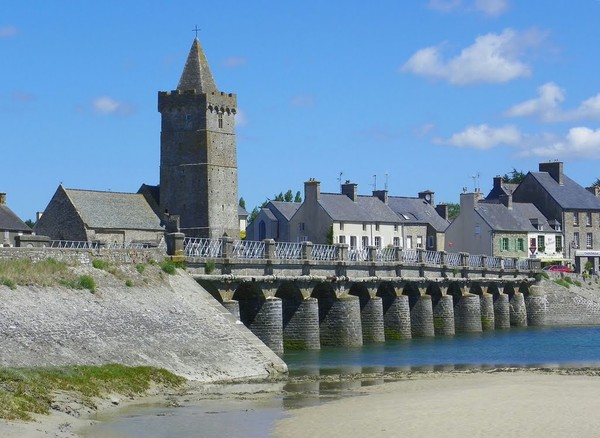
[554,278,570,288]
[125,279,133,287]
[204,260,216,274]
[135,264,145,274]
[78,275,96,293]
[0,277,16,290]
[160,260,186,275]
[92,259,108,270]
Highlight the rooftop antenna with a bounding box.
[372,174,377,191]
[384,172,389,191]
[337,171,344,191]
[471,172,480,192]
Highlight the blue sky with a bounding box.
[2,0,600,221]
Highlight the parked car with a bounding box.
[542,264,571,273]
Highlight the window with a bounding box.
[573,212,579,226]
[350,236,357,249]
[475,225,481,236]
[340,222,344,231]
[501,238,509,251]
[339,235,346,244]
[394,224,398,232]
[375,223,380,231]
[406,236,413,249]
[587,233,593,248]
[258,221,266,241]
[299,222,305,231]
[516,238,525,252]
[416,236,423,248]
[427,236,434,248]
[574,232,580,248]
[362,223,367,231]
[362,236,369,248]
[218,112,223,128]
[587,212,593,226]
[537,235,545,251]
[374,236,381,248]
[556,235,563,252]
[393,237,400,247]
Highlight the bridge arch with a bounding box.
[425,283,443,307]
[446,282,463,305]
[402,282,421,309]
[469,283,484,296]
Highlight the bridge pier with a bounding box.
[493,292,511,329]
[355,285,385,344]
[381,293,412,340]
[509,292,528,327]
[525,285,547,326]
[315,286,363,347]
[480,293,495,331]
[281,296,321,350]
[432,294,455,336]
[409,294,435,337]
[222,299,240,320]
[454,293,483,333]
[248,296,284,356]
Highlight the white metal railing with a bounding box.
[49,240,97,249]
[312,244,337,261]
[377,247,397,262]
[486,256,502,269]
[184,237,222,258]
[424,250,440,265]
[233,240,265,259]
[402,249,419,263]
[446,252,461,266]
[469,254,483,267]
[516,258,531,270]
[349,247,368,261]
[275,242,303,260]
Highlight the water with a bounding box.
[84,326,600,437]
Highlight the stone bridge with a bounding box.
[181,237,545,355]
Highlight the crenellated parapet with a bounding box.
[158,89,237,113]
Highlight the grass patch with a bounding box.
[554,278,571,288]
[135,264,145,274]
[78,275,96,293]
[0,277,16,290]
[160,260,186,275]
[204,260,216,274]
[0,364,186,421]
[125,279,133,287]
[0,258,72,288]
[92,259,108,270]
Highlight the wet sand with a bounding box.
[3,369,600,437]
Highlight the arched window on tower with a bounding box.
[259,220,266,241]
[218,112,223,129]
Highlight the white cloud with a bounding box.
[290,95,315,108]
[91,96,134,115]
[223,56,247,68]
[474,0,509,17]
[401,28,545,85]
[0,25,17,38]
[435,124,522,149]
[427,0,462,13]
[521,127,600,159]
[506,82,600,122]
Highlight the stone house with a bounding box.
[35,185,164,245]
[445,191,562,260]
[245,201,301,242]
[0,192,32,246]
[387,190,450,251]
[513,161,600,272]
[289,179,404,248]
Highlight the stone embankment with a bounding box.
[542,275,600,325]
[0,265,287,381]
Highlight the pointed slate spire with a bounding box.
[177,38,217,93]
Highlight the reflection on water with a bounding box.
[84,325,600,437]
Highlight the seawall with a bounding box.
[0,266,287,381]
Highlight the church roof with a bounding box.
[64,188,163,231]
[177,38,217,93]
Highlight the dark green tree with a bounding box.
[294,191,302,203]
[24,219,36,229]
[284,189,293,202]
[447,203,460,221]
[592,178,600,188]
[238,197,246,210]
[502,168,526,184]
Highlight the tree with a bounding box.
[294,191,302,203]
[447,203,460,221]
[284,190,293,202]
[502,168,526,184]
[238,197,246,210]
[24,219,36,229]
[592,178,600,188]
[248,206,260,224]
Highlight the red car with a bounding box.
[543,264,571,272]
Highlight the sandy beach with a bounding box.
[274,370,600,437]
[3,369,600,437]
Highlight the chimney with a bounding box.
[418,190,434,206]
[493,175,502,189]
[36,211,44,221]
[460,191,483,212]
[435,203,448,220]
[0,193,5,205]
[499,193,513,210]
[587,186,600,198]
[304,178,320,204]
[341,181,358,202]
[372,190,388,204]
[539,161,564,185]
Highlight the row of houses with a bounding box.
[247,161,600,273]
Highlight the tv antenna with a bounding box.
[337,171,344,190]
[384,172,389,191]
[471,172,480,192]
[372,174,377,191]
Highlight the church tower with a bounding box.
[158,38,239,238]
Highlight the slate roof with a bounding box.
[177,38,217,93]
[475,202,553,232]
[269,201,301,221]
[485,182,518,201]
[238,205,248,217]
[0,205,31,232]
[388,196,450,232]
[64,188,163,231]
[528,172,600,210]
[318,193,402,223]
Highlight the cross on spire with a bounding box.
[192,25,200,38]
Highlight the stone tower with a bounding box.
[158,38,239,238]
